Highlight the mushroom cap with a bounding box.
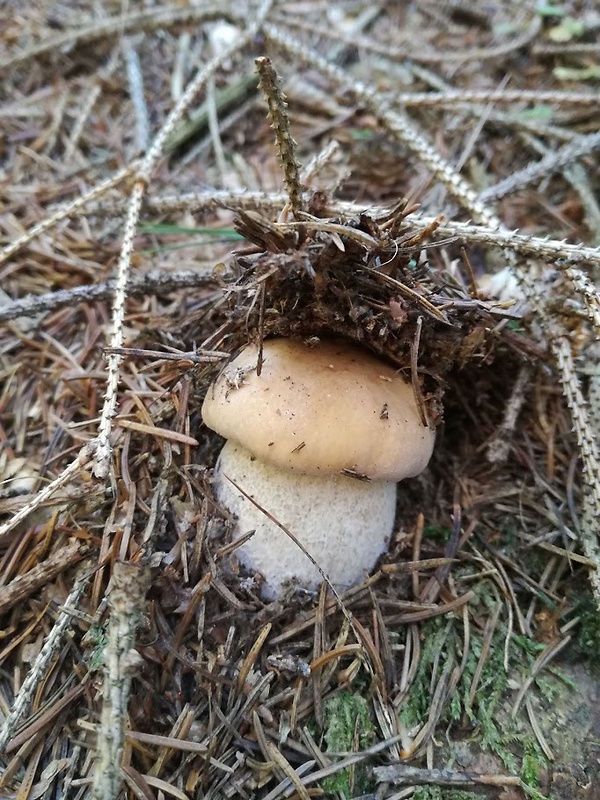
[202,338,435,481]
[215,441,396,598]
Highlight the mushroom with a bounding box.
[202,338,435,599]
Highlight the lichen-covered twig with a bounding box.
[93,0,274,479]
[0,570,90,752]
[0,164,137,267]
[64,48,121,163]
[393,89,598,107]
[0,539,86,616]
[0,443,95,542]
[564,267,600,333]
[553,338,600,492]
[92,179,145,479]
[0,269,217,324]
[89,188,289,217]
[480,129,600,202]
[486,366,532,464]
[91,562,150,800]
[404,215,600,268]
[0,6,241,73]
[84,187,600,270]
[374,763,521,788]
[271,9,541,66]
[122,38,151,154]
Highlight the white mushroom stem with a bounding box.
[215,441,397,600]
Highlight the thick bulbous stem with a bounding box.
[214,441,397,599]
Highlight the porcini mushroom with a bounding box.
[202,338,435,599]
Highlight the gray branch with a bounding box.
[0,269,218,324]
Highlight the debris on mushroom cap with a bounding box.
[202,338,435,481]
[215,441,397,599]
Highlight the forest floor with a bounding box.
[1,2,599,799]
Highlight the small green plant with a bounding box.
[322,691,374,797]
[423,524,452,543]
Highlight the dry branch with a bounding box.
[374,763,521,787]
[91,562,150,800]
[255,56,305,218]
[0,539,86,616]
[0,571,90,752]
[0,269,217,324]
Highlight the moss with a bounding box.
[322,691,374,797]
[573,593,600,671]
[399,618,454,731]
[521,736,542,788]
[423,524,452,543]
[521,785,552,800]
[413,789,481,800]
[398,580,562,791]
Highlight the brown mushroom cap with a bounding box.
[202,338,435,481]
